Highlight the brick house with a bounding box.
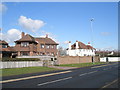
[14,32,58,56]
[35,34,58,56]
[0,40,16,58]
[14,32,38,56]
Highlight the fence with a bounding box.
[0,61,43,69]
[100,57,120,62]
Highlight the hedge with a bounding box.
[2,58,40,61]
[107,55,120,57]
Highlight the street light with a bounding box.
[90,18,95,64]
[90,18,94,47]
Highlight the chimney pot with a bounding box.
[88,42,91,46]
[68,41,71,50]
[76,40,79,49]
[46,34,48,38]
[21,32,25,38]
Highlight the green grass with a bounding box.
[0,67,60,77]
[59,62,107,67]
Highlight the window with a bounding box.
[21,42,29,47]
[51,45,54,49]
[21,52,29,56]
[46,45,50,49]
[51,52,54,56]
[2,45,7,48]
[41,44,44,48]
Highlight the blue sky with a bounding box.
[1,2,118,50]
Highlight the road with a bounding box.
[1,62,120,89]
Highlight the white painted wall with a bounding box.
[66,49,95,56]
[100,57,120,62]
[67,50,76,56]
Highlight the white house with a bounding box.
[66,41,95,56]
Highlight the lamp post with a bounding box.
[90,18,95,64]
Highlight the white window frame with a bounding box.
[51,45,54,49]
[21,42,29,47]
[46,45,50,49]
[41,44,44,48]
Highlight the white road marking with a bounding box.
[102,79,118,88]
[1,70,72,83]
[103,67,113,70]
[87,71,97,74]
[79,71,97,76]
[79,73,88,76]
[91,65,109,69]
[38,77,72,86]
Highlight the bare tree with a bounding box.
[58,46,67,56]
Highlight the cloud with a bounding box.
[63,41,69,44]
[101,32,110,36]
[0,3,7,14]
[18,16,45,32]
[0,29,21,44]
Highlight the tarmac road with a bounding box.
[1,62,119,89]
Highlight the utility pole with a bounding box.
[90,18,95,64]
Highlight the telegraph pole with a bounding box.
[90,18,95,64]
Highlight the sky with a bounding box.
[0,2,118,51]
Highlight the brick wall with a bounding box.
[57,56,100,65]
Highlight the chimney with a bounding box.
[46,34,48,38]
[21,32,25,38]
[88,42,91,46]
[68,41,71,50]
[76,40,79,49]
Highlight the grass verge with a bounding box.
[0,67,60,77]
[58,62,107,68]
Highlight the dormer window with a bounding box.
[2,45,7,48]
[21,42,29,47]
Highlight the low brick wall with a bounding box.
[57,56,100,65]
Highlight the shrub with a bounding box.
[2,58,40,61]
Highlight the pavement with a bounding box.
[1,62,120,89]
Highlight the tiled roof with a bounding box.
[71,41,87,49]
[0,40,8,44]
[71,41,94,49]
[35,37,58,45]
[15,34,37,43]
[2,47,16,52]
[86,45,93,49]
